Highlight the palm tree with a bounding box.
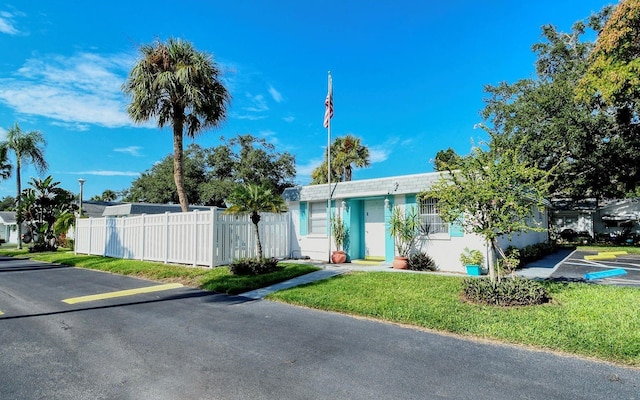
[1,123,47,249]
[310,134,370,184]
[0,146,12,180]
[123,38,231,212]
[100,189,117,201]
[224,184,287,260]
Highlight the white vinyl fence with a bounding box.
[75,208,290,267]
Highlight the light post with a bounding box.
[78,178,85,216]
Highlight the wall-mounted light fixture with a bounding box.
[384,198,390,210]
[341,200,347,211]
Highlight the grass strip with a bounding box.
[0,249,319,295]
[268,272,640,367]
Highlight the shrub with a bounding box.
[29,242,57,253]
[407,252,437,271]
[504,242,557,269]
[67,239,75,251]
[229,257,281,276]
[462,277,550,306]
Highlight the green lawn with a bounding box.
[0,248,319,295]
[269,272,640,367]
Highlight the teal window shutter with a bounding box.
[299,202,308,235]
[450,216,464,237]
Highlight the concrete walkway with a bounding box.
[238,249,577,299]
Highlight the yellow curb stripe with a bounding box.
[0,310,3,315]
[598,251,628,256]
[62,283,184,304]
[585,255,616,261]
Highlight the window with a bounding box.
[419,198,449,234]
[308,202,327,235]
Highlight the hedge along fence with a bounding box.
[74,208,290,267]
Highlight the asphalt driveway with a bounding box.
[550,250,640,287]
[1,256,639,399]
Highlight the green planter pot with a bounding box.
[466,265,482,276]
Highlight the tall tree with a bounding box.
[123,37,231,212]
[481,14,630,200]
[310,134,370,184]
[124,137,295,206]
[1,123,47,249]
[579,0,640,110]
[0,196,15,211]
[224,184,287,260]
[433,148,463,171]
[424,141,551,283]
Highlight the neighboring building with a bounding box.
[594,198,640,243]
[82,200,121,219]
[550,198,598,237]
[102,202,211,217]
[550,198,640,243]
[283,172,549,274]
[0,212,19,244]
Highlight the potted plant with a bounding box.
[331,215,348,264]
[460,247,484,276]
[387,206,420,269]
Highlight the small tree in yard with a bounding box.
[424,140,551,283]
[224,184,287,261]
[19,176,77,252]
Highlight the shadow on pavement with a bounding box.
[0,288,255,321]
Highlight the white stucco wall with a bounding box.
[284,173,550,274]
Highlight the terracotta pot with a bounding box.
[331,251,347,264]
[392,256,408,269]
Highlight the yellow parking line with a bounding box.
[62,283,184,304]
[0,310,3,315]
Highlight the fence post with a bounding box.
[74,217,78,255]
[165,211,170,264]
[210,207,216,268]
[140,214,145,261]
[88,217,93,255]
[103,217,108,257]
[193,210,198,267]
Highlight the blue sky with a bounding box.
[0,0,613,200]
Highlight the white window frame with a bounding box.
[308,201,327,235]
[419,198,449,237]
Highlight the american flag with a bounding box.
[323,73,333,128]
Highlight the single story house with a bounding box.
[283,172,549,274]
[0,212,19,244]
[102,203,211,217]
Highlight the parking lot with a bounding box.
[550,250,640,287]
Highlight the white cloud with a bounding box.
[75,170,141,177]
[232,113,267,121]
[259,130,279,145]
[0,127,6,141]
[243,93,268,113]
[282,116,295,123]
[268,85,283,103]
[114,146,142,157]
[0,11,19,35]
[0,52,138,129]
[369,147,390,163]
[297,157,323,178]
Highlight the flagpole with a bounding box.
[327,71,333,262]
[325,71,333,263]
